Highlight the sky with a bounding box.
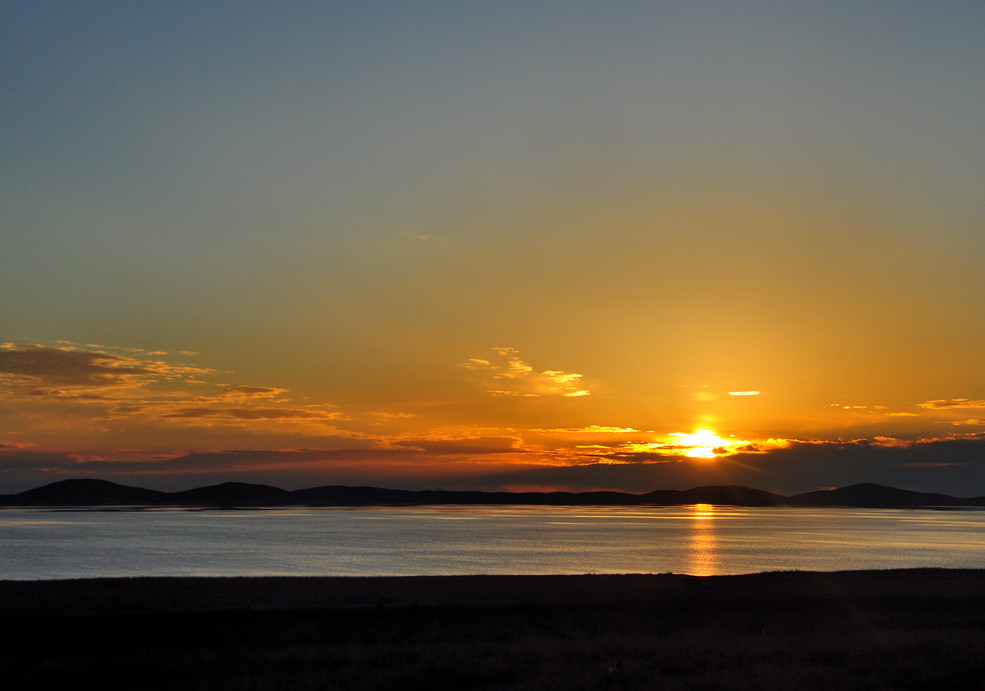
[2,1,985,496]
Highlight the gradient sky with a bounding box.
[3,2,985,495]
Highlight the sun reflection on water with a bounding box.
[685,503,718,576]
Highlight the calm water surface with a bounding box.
[2,505,984,580]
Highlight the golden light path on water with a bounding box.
[686,503,719,577]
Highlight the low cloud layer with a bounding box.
[4,342,985,497]
[4,424,985,497]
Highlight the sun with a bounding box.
[672,430,737,459]
[624,429,773,460]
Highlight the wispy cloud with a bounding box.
[222,386,288,398]
[0,343,341,433]
[0,342,209,393]
[830,402,919,416]
[387,435,524,456]
[919,399,985,410]
[461,347,590,398]
[534,425,641,435]
[157,407,343,422]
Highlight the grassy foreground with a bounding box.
[3,570,985,690]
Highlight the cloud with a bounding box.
[159,407,343,422]
[461,347,590,398]
[6,431,985,497]
[0,435,538,492]
[533,435,985,495]
[494,347,534,379]
[830,402,920,416]
[543,371,590,397]
[222,386,288,398]
[919,399,985,410]
[535,426,641,434]
[728,390,760,396]
[8,343,985,497]
[0,343,209,392]
[0,342,342,435]
[575,436,790,462]
[388,435,524,456]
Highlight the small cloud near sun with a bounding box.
[728,390,760,396]
[460,347,590,398]
[610,431,790,461]
[535,425,640,434]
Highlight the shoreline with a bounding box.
[6,569,985,689]
[4,568,985,617]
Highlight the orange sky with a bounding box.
[3,3,985,495]
[2,341,984,495]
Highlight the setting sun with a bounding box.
[672,430,745,459]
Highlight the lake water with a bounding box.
[2,504,984,580]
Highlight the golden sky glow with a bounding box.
[672,431,742,459]
[3,3,985,495]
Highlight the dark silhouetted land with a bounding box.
[3,478,984,508]
[3,570,985,689]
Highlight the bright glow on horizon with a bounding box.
[671,430,746,459]
[618,429,762,460]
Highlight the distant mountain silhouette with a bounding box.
[168,482,294,506]
[3,478,167,506]
[0,478,981,508]
[290,485,436,506]
[788,483,967,507]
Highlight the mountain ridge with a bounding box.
[1,479,983,508]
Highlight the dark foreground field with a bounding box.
[4,570,985,690]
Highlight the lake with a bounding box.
[2,504,984,580]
